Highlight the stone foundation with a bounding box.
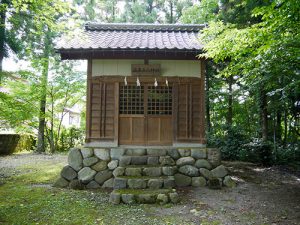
[54,147,235,203]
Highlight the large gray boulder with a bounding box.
[131,156,147,165]
[111,148,125,160]
[113,178,127,189]
[178,149,191,157]
[195,159,212,170]
[94,170,113,185]
[53,177,69,188]
[86,180,100,189]
[199,168,213,180]
[192,177,206,187]
[113,167,125,177]
[211,165,228,178]
[127,179,147,189]
[191,148,207,159]
[94,148,110,161]
[108,160,118,170]
[207,148,221,167]
[102,178,114,188]
[159,156,175,166]
[164,177,176,188]
[91,161,108,171]
[83,157,98,167]
[174,173,192,187]
[61,165,77,181]
[78,167,96,183]
[162,166,177,176]
[148,179,163,189]
[167,149,180,160]
[109,192,121,204]
[81,148,94,158]
[143,167,162,177]
[68,148,83,171]
[179,165,199,177]
[125,168,142,176]
[126,148,146,156]
[147,149,167,156]
[157,194,168,205]
[122,194,135,204]
[147,156,159,165]
[223,176,236,188]
[176,157,195,166]
[119,156,131,166]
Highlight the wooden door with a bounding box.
[118,84,173,145]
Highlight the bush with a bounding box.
[0,134,35,155]
[56,127,85,152]
[273,143,300,165]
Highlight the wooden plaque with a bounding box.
[131,64,161,76]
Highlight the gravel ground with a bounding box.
[0,153,299,225]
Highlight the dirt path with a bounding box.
[0,153,299,225]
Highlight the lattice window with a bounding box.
[119,85,144,114]
[148,86,172,115]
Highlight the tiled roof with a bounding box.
[57,23,204,51]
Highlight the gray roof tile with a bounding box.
[57,23,204,51]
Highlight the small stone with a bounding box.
[61,165,77,181]
[157,194,168,205]
[159,156,175,166]
[69,179,84,190]
[199,168,213,180]
[162,166,177,176]
[94,170,113,185]
[94,148,110,161]
[169,192,179,203]
[109,192,121,204]
[122,194,135,204]
[191,148,207,159]
[208,178,222,189]
[176,157,195,166]
[53,177,69,188]
[113,178,127,189]
[192,177,207,187]
[91,161,108,171]
[223,176,236,188]
[164,177,176,188]
[211,165,228,178]
[119,156,131,166]
[143,167,161,176]
[113,167,125,177]
[148,179,163,189]
[68,148,83,171]
[178,149,191,157]
[78,167,97,183]
[81,148,94,158]
[207,148,221,167]
[108,160,118,170]
[174,173,192,187]
[128,179,147,189]
[147,149,167,156]
[131,156,147,165]
[179,165,199,177]
[167,149,180,160]
[86,180,100,189]
[102,178,114,188]
[195,159,212,170]
[125,168,142,176]
[83,157,98,167]
[147,156,159,165]
[126,149,146,156]
[111,148,125,160]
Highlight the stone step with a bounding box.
[119,155,175,166]
[113,165,177,177]
[109,188,179,204]
[124,148,168,157]
[113,176,175,189]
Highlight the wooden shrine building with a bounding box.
[57,23,206,147]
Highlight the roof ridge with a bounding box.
[85,22,205,32]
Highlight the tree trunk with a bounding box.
[0,5,6,83]
[226,75,233,127]
[205,62,211,132]
[260,88,268,142]
[36,31,51,153]
[283,108,287,145]
[169,1,173,23]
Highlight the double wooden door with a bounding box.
[118,84,173,145]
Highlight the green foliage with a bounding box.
[56,127,85,152]
[0,134,35,155]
